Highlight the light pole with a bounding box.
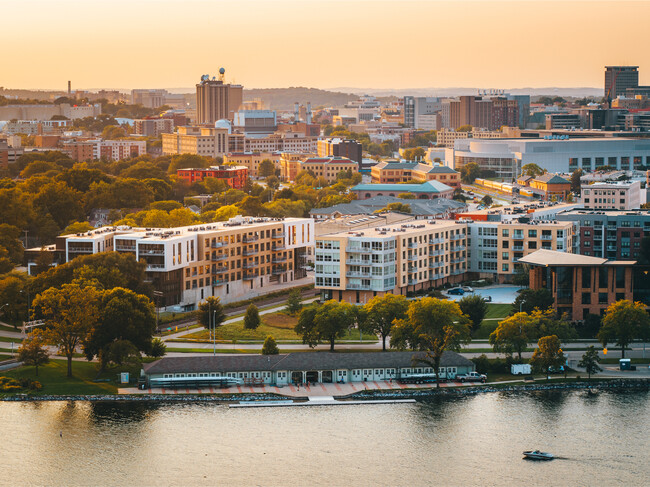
[213,309,217,356]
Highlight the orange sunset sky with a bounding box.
[2,0,650,91]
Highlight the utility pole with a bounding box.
[213,309,217,356]
[153,291,163,331]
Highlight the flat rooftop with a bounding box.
[318,218,463,239]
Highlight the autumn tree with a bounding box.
[244,304,261,330]
[530,335,566,378]
[259,159,276,178]
[460,162,481,184]
[578,345,602,380]
[521,163,546,178]
[489,312,534,360]
[363,294,409,351]
[598,300,650,358]
[394,298,470,387]
[294,300,357,351]
[262,335,279,355]
[511,288,554,315]
[458,294,488,333]
[32,283,101,377]
[17,332,50,376]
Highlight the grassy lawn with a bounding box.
[0,354,13,361]
[177,311,376,343]
[473,304,512,339]
[0,336,23,344]
[0,359,128,395]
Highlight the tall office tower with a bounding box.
[605,66,639,99]
[196,68,243,124]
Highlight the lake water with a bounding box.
[1,390,649,486]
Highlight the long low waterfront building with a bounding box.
[142,351,476,386]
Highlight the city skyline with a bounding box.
[3,0,650,91]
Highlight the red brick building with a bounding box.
[176,165,248,189]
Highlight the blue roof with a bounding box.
[352,180,453,193]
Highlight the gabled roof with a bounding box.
[142,351,474,375]
[534,173,570,185]
[310,195,465,217]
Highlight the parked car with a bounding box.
[447,288,464,295]
[462,286,474,293]
[455,372,487,383]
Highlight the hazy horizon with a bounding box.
[2,0,650,91]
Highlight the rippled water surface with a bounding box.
[1,390,649,486]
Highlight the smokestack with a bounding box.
[68,81,71,95]
[306,102,312,124]
[294,102,300,122]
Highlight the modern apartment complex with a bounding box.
[556,209,650,260]
[605,66,639,99]
[27,216,314,309]
[316,220,467,304]
[133,118,174,137]
[298,157,358,184]
[162,126,230,158]
[317,138,363,163]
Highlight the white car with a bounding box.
[462,286,474,293]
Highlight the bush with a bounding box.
[149,337,167,358]
[244,304,261,330]
[262,335,279,355]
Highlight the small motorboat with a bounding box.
[523,450,554,461]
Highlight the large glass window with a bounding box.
[599,267,608,289]
[616,267,625,289]
[582,267,591,288]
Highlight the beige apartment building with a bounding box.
[297,157,358,184]
[28,216,314,308]
[224,152,282,178]
[279,152,315,182]
[316,220,467,304]
[162,126,230,158]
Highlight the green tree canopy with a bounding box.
[530,335,566,377]
[489,312,534,360]
[285,289,302,316]
[521,163,546,178]
[460,162,481,184]
[578,345,602,380]
[294,300,358,351]
[262,335,279,355]
[598,300,650,358]
[17,332,50,376]
[259,159,276,178]
[512,288,554,315]
[197,296,226,329]
[363,294,409,351]
[458,294,488,333]
[244,304,261,330]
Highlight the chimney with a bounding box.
[306,102,312,124]
[67,81,71,95]
[294,102,300,122]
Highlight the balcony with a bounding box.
[348,283,371,290]
[430,249,444,256]
[243,272,259,280]
[407,254,418,261]
[211,242,226,249]
[115,244,136,252]
[512,234,524,240]
[272,244,286,251]
[212,266,228,274]
[346,246,369,253]
[606,246,617,251]
[408,279,419,285]
[243,235,259,243]
[346,271,372,278]
[272,267,287,275]
[272,232,286,239]
[146,264,165,271]
[607,235,617,241]
[242,262,257,269]
[512,245,524,251]
[541,235,553,241]
[451,258,464,264]
[243,249,259,256]
[345,259,369,265]
[212,254,227,261]
[429,238,444,245]
[407,266,418,273]
[212,279,227,286]
[68,246,93,253]
[451,234,466,241]
[453,245,466,252]
[140,248,165,255]
[272,256,287,263]
[407,242,418,249]
[429,261,444,268]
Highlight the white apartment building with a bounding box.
[581,180,646,210]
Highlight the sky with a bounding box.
[2,0,650,91]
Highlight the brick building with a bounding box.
[176,165,248,189]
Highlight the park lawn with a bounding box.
[473,303,512,339]
[0,354,13,361]
[2,359,121,395]
[484,303,512,320]
[180,311,377,342]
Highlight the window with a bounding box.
[582,267,591,288]
[581,292,591,305]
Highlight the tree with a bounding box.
[512,264,530,288]
[294,300,357,351]
[457,125,473,132]
[481,195,493,206]
[32,283,101,377]
[460,162,481,184]
[397,193,416,200]
[458,294,488,333]
[363,294,409,351]
[285,289,302,316]
[395,298,470,387]
[521,163,545,178]
[375,202,411,214]
[259,159,276,178]
[262,335,279,355]
[598,300,650,358]
[511,288,554,315]
[529,308,576,340]
[578,345,602,380]
[149,337,167,358]
[570,168,583,195]
[244,304,261,330]
[61,221,94,235]
[83,287,157,371]
[489,312,534,360]
[530,335,566,378]
[197,296,226,328]
[17,333,50,376]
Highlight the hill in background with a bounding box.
[243,87,359,110]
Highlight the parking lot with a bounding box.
[445,285,522,304]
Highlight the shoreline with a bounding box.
[2,378,649,403]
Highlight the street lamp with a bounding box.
[213,309,217,356]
